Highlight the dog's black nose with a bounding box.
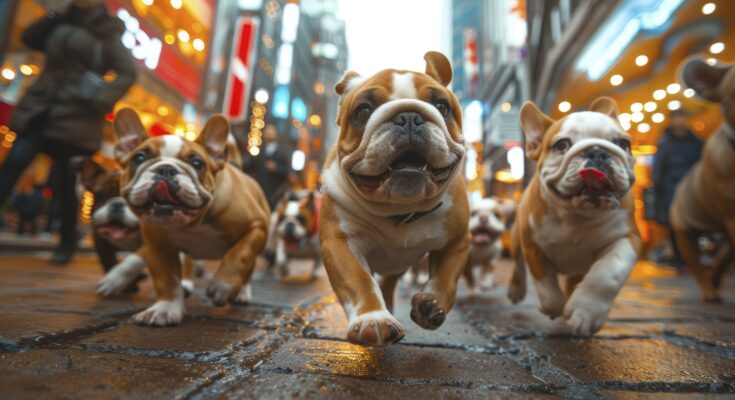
[156,165,178,178]
[110,201,125,211]
[584,147,611,166]
[285,222,296,235]
[479,215,489,224]
[393,112,424,130]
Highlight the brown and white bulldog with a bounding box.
[319,51,470,347]
[508,97,642,335]
[270,190,321,279]
[112,108,270,326]
[464,198,515,291]
[670,59,735,302]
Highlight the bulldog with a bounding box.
[271,190,321,279]
[507,97,642,335]
[464,198,515,291]
[670,59,735,302]
[112,108,270,326]
[77,159,146,293]
[319,51,470,347]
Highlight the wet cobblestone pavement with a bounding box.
[0,251,734,399]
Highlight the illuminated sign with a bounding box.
[117,8,162,70]
[224,17,259,121]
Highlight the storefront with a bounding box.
[0,0,214,156]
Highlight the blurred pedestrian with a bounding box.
[652,109,703,268]
[0,0,137,264]
[244,125,291,208]
[11,179,44,236]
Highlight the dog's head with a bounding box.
[275,190,317,245]
[333,51,465,213]
[76,158,141,248]
[112,108,230,227]
[520,97,635,212]
[469,198,515,245]
[683,59,735,130]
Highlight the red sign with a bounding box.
[106,0,203,103]
[223,17,259,121]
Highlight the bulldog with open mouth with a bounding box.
[508,97,642,335]
[464,198,515,291]
[113,108,270,326]
[319,51,470,347]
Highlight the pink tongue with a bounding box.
[97,226,127,240]
[154,180,176,203]
[579,168,607,181]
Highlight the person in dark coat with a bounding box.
[0,0,137,264]
[244,124,291,209]
[652,109,703,266]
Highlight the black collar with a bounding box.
[388,202,443,226]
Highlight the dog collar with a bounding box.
[388,202,443,225]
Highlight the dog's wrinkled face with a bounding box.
[469,198,512,245]
[334,52,465,205]
[112,108,230,227]
[520,98,635,212]
[77,158,140,247]
[276,191,316,245]
[683,60,735,130]
[93,196,141,249]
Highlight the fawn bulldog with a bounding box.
[113,108,270,326]
[464,198,515,291]
[507,97,642,335]
[670,59,735,302]
[271,190,321,279]
[319,51,470,347]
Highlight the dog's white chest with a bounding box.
[168,223,231,260]
[341,204,451,275]
[532,210,629,275]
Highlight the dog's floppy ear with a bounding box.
[590,97,618,119]
[75,157,104,191]
[519,101,554,161]
[335,71,362,96]
[424,51,452,86]
[682,59,729,102]
[113,108,148,161]
[196,115,230,160]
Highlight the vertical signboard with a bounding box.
[223,17,259,121]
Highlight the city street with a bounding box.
[0,243,734,399]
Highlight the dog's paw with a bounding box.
[410,293,447,330]
[347,310,405,347]
[231,283,252,305]
[132,299,184,326]
[479,272,495,290]
[563,297,610,335]
[206,277,240,307]
[181,279,194,297]
[97,271,132,297]
[507,282,526,304]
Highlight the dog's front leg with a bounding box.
[97,251,146,297]
[563,237,638,335]
[322,237,404,347]
[132,243,184,326]
[411,235,470,330]
[207,224,268,306]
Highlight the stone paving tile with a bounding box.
[0,348,211,400]
[260,338,541,386]
[525,338,735,383]
[603,391,735,399]
[78,318,269,355]
[0,308,115,344]
[223,371,562,399]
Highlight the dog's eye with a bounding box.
[433,101,450,118]
[132,151,147,165]
[353,104,373,125]
[552,138,572,154]
[190,156,205,171]
[297,215,306,224]
[614,138,631,153]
